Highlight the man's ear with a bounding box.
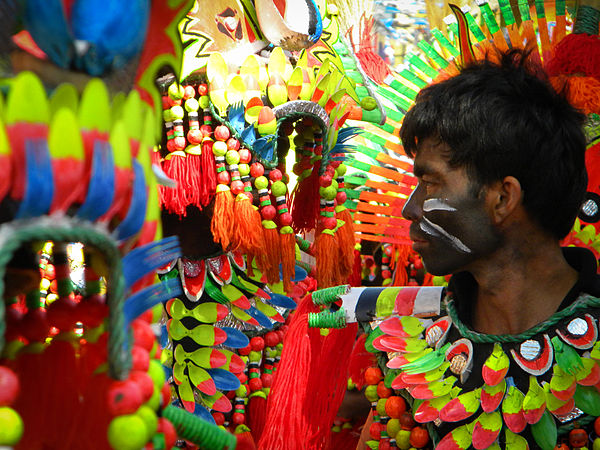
[487,176,523,225]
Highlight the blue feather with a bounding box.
[246,305,273,329]
[77,140,115,221]
[16,139,54,219]
[221,326,250,349]
[241,124,257,147]
[115,159,147,242]
[123,277,182,326]
[253,135,275,161]
[227,103,245,135]
[207,368,241,392]
[268,293,297,309]
[23,0,73,69]
[122,236,181,289]
[307,0,323,42]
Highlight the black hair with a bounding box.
[400,48,588,239]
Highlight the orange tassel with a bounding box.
[232,194,265,255]
[335,209,356,281]
[279,230,296,293]
[160,151,189,217]
[549,75,600,115]
[260,223,281,284]
[210,186,235,250]
[314,230,338,288]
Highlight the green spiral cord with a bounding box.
[311,284,350,305]
[295,235,313,254]
[0,219,129,380]
[295,260,313,274]
[163,405,237,449]
[573,4,600,35]
[308,309,347,329]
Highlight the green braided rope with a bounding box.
[0,220,129,379]
[311,284,350,305]
[446,294,600,344]
[295,259,313,274]
[163,405,237,449]
[573,5,600,35]
[557,413,595,434]
[295,235,312,254]
[308,309,347,328]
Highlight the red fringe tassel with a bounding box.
[210,188,235,250]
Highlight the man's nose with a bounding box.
[402,184,424,221]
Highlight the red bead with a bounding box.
[197,84,208,96]
[131,345,150,371]
[21,308,50,342]
[212,412,225,426]
[336,191,347,204]
[250,337,265,351]
[200,124,212,137]
[261,372,273,388]
[236,372,248,384]
[264,331,279,347]
[322,216,337,230]
[250,163,264,178]
[269,169,282,182]
[279,212,293,227]
[319,175,332,187]
[232,412,245,425]
[166,139,177,152]
[183,85,195,99]
[107,379,143,416]
[129,370,154,403]
[78,294,109,328]
[381,270,392,279]
[261,205,277,220]
[238,344,251,356]
[173,136,186,150]
[132,319,156,352]
[157,417,177,449]
[227,138,241,151]
[217,171,231,185]
[44,264,56,280]
[230,180,245,195]
[214,125,231,141]
[249,377,263,392]
[187,129,202,144]
[167,96,182,107]
[238,148,251,163]
[0,366,19,406]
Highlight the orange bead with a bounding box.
[409,426,430,448]
[377,381,393,399]
[364,367,383,385]
[384,396,407,419]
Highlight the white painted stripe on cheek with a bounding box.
[423,198,456,212]
[420,217,472,253]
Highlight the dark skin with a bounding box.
[402,137,578,335]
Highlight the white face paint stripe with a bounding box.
[420,217,472,253]
[423,198,456,212]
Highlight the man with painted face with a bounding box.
[354,49,600,449]
[401,49,593,336]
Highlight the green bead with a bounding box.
[136,405,158,440]
[239,163,250,176]
[107,414,148,450]
[236,385,248,397]
[168,83,184,100]
[226,150,240,165]
[212,140,227,156]
[255,176,269,190]
[319,185,337,200]
[162,109,173,122]
[0,407,23,445]
[185,97,199,112]
[249,350,262,363]
[271,180,287,197]
[337,163,347,177]
[199,96,210,109]
[170,105,184,120]
[365,384,379,402]
[376,398,387,416]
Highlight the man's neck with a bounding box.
[467,239,578,335]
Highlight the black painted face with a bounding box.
[402,138,501,275]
